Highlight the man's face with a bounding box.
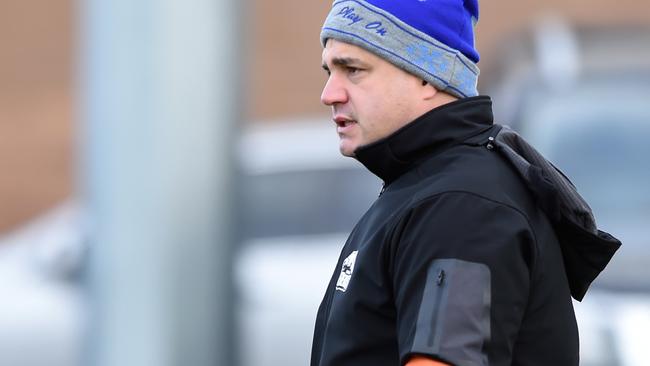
[321,40,427,157]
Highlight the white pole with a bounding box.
[79,0,239,365]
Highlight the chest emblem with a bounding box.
[336,250,358,292]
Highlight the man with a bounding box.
[311,1,621,366]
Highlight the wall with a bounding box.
[0,0,74,232]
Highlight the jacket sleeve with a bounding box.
[388,192,536,366]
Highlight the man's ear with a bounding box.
[421,80,438,100]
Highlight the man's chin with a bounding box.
[339,143,357,157]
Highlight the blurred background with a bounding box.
[0,0,649,365]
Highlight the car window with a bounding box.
[538,119,650,214]
[521,79,650,215]
[239,168,380,240]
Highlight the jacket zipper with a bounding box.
[428,269,447,346]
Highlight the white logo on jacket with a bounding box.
[336,251,358,292]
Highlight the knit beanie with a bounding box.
[321,0,480,98]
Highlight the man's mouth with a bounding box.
[334,116,357,128]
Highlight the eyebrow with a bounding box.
[322,57,366,71]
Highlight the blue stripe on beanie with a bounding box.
[321,0,480,99]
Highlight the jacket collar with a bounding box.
[355,96,495,184]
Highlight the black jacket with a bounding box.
[310,96,620,366]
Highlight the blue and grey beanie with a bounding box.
[321,0,480,98]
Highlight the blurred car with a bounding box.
[0,201,85,366]
[481,19,650,366]
[235,119,380,366]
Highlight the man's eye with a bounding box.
[347,67,361,75]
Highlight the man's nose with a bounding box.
[320,74,348,106]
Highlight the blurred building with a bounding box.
[1,0,650,233]
[0,0,74,233]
